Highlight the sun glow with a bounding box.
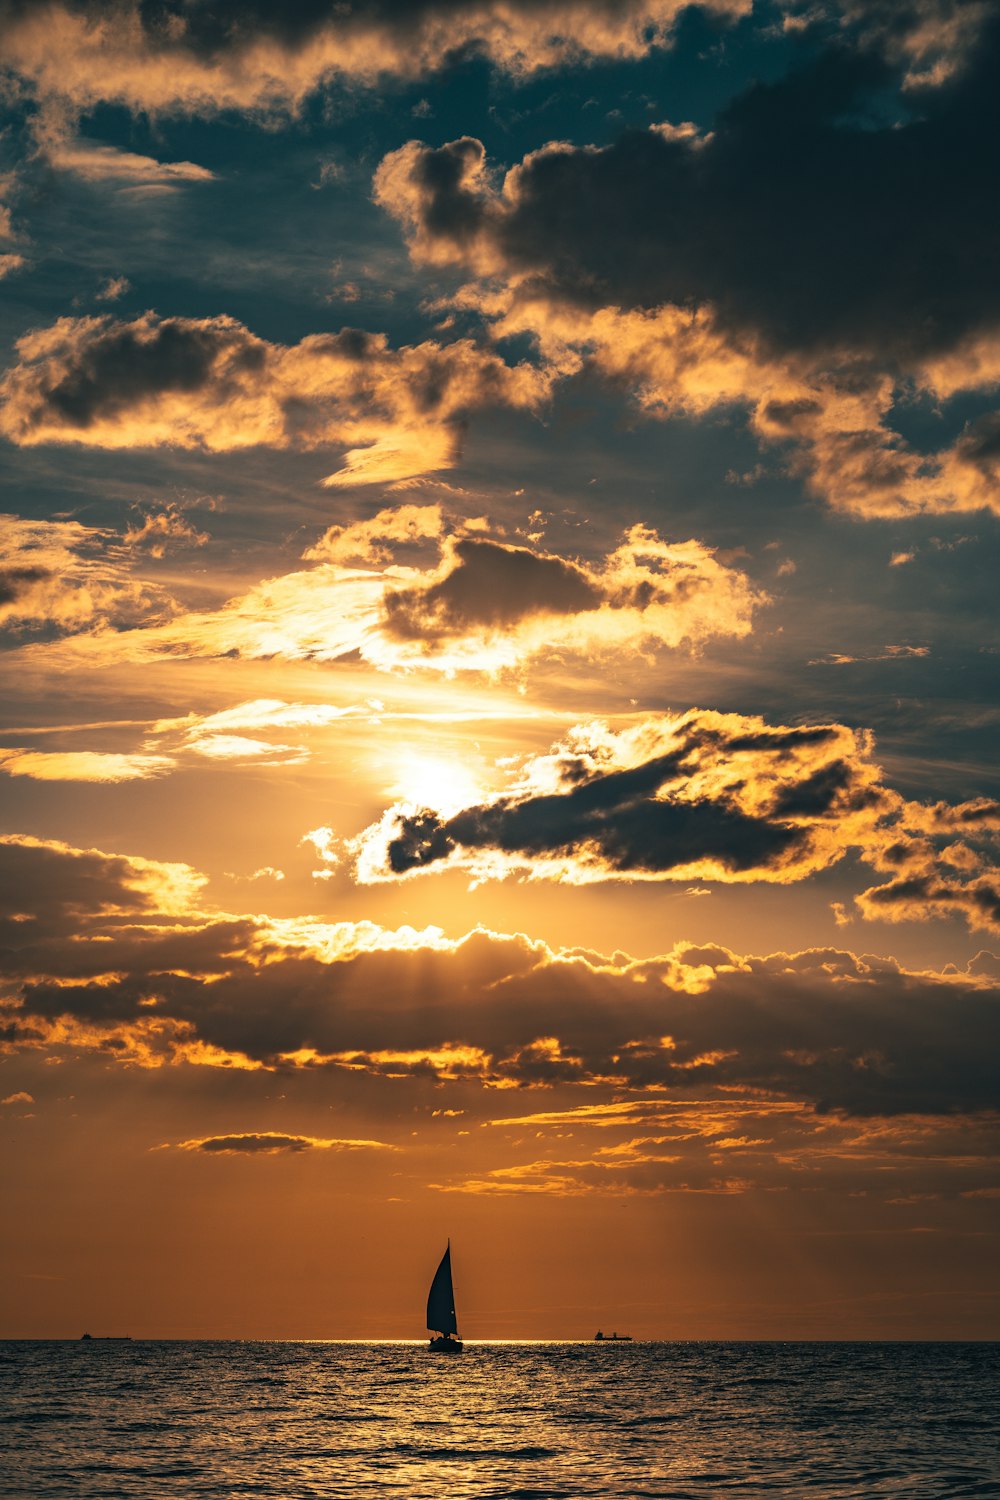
[388,752,486,814]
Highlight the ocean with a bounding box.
[2,1341,998,1499]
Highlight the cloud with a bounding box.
[163,1132,393,1154]
[0,749,174,781]
[0,313,549,485]
[448,1102,1000,1198]
[0,1,749,118]
[0,513,170,636]
[351,709,1000,931]
[304,502,445,564]
[381,535,602,640]
[369,522,764,669]
[2,832,998,1120]
[38,129,216,188]
[0,697,371,791]
[15,507,764,675]
[809,645,929,665]
[1,1091,33,1105]
[856,871,1000,933]
[375,37,1000,364]
[354,710,884,885]
[373,22,1000,518]
[121,504,209,557]
[95,275,130,302]
[0,833,206,943]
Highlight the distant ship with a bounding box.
[426,1241,463,1353]
[593,1330,633,1341]
[80,1334,131,1341]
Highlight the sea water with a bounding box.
[2,1340,998,1498]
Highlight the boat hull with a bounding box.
[428,1336,464,1353]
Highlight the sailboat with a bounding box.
[426,1241,463,1353]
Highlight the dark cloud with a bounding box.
[7,914,1000,1118]
[385,760,806,875]
[184,1132,316,1153]
[4,834,999,1118]
[0,0,743,118]
[358,712,1000,932]
[0,834,204,949]
[377,20,1000,364]
[160,1132,395,1153]
[382,537,603,641]
[370,712,883,881]
[35,319,234,431]
[0,566,49,606]
[858,872,1000,930]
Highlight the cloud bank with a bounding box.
[374,21,1000,518]
[2,833,998,1122]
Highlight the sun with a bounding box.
[389,753,486,814]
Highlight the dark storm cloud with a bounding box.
[376,20,1000,364]
[382,537,603,641]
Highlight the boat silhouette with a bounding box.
[426,1241,463,1353]
[593,1330,633,1341]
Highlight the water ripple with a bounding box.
[0,1341,997,1499]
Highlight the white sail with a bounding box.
[426,1243,458,1335]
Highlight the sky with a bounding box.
[0,0,998,1342]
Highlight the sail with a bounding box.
[426,1244,458,1335]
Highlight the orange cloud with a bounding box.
[0,513,170,635]
[15,508,764,676]
[376,128,1000,520]
[162,1132,394,1154]
[3,833,998,1124]
[0,749,174,782]
[0,313,550,485]
[0,1,749,118]
[352,709,1000,932]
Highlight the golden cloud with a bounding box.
[0,1,749,118]
[0,313,550,485]
[2,833,998,1131]
[0,512,170,635]
[0,749,174,782]
[351,709,1000,932]
[14,507,765,676]
[376,129,1000,520]
[161,1131,394,1154]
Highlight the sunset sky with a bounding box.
[1,0,998,1341]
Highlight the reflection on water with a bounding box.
[2,1341,998,1498]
